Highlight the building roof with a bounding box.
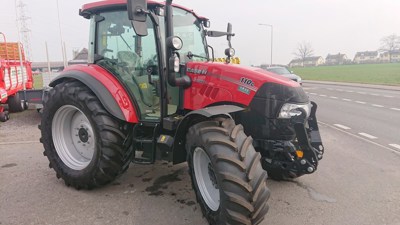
[354,51,378,57]
[326,53,346,60]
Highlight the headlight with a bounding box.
[297,77,302,83]
[278,103,311,119]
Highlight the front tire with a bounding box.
[41,81,134,189]
[186,118,270,225]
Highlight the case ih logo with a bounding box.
[187,67,208,75]
[240,77,255,87]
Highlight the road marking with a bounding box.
[390,108,400,111]
[319,94,327,97]
[327,88,334,91]
[335,89,343,91]
[330,96,338,99]
[346,90,354,93]
[319,121,400,155]
[334,124,351,130]
[389,144,400,150]
[342,98,352,101]
[358,133,378,139]
[355,101,366,104]
[371,104,384,108]
[309,92,317,95]
[370,93,380,96]
[0,141,40,145]
[383,95,394,98]
[357,92,366,94]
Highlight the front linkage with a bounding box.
[261,101,324,179]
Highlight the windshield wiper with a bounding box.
[187,51,208,60]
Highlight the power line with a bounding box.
[16,0,32,60]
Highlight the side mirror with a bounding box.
[203,20,211,28]
[127,0,148,36]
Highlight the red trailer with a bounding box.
[0,32,33,121]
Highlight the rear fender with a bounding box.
[49,67,138,123]
[172,105,244,164]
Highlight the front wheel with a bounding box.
[41,81,134,189]
[186,118,270,225]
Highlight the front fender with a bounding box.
[50,65,138,123]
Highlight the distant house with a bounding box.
[325,53,348,65]
[69,48,88,65]
[288,59,303,67]
[353,51,379,64]
[303,56,325,67]
[289,56,324,67]
[380,50,400,63]
[31,61,64,72]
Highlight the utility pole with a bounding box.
[258,23,273,66]
[56,0,68,69]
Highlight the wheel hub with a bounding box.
[78,128,89,143]
[52,105,95,170]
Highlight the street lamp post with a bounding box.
[258,23,273,66]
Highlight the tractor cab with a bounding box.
[81,0,210,122]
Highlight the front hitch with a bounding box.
[261,101,325,179]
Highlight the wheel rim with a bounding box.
[52,105,95,170]
[193,147,220,211]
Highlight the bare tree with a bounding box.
[380,34,400,62]
[293,41,314,66]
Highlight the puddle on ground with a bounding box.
[1,163,17,168]
[145,168,184,196]
[291,180,337,203]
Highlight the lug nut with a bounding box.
[300,159,306,165]
[318,154,322,159]
[307,167,314,173]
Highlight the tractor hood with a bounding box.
[184,61,308,110]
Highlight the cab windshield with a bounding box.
[171,7,208,62]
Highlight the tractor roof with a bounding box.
[80,0,207,20]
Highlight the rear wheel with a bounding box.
[8,92,25,112]
[41,81,134,189]
[186,118,270,225]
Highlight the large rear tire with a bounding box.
[186,118,270,225]
[8,92,25,113]
[41,81,134,189]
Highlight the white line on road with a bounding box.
[370,93,380,96]
[319,94,327,97]
[334,124,351,130]
[358,133,378,139]
[346,90,354,93]
[335,89,343,91]
[383,95,394,98]
[343,98,352,101]
[319,121,400,155]
[389,144,400,150]
[357,92,366,94]
[390,108,400,111]
[330,96,338,99]
[371,104,384,108]
[309,93,317,95]
[327,88,334,90]
[355,101,366,104]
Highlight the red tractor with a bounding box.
[40,0,324,224]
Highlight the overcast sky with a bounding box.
[1,0,399,66]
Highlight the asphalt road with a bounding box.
[1,83,400,225]
[302,82,400,153]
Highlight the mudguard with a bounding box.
[172,105,244,164]
[49,65,138,123]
